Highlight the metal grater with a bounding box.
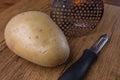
[50,0,104,37]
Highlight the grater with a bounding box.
[50,0,104,37]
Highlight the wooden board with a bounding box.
[0,0,120,80]
[0,0,20,12]
[104,0,120,6]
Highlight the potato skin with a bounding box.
[5,11,70,67]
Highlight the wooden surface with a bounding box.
[0,0,119,12]
[104,0,120,6]
[0,0,19,12]
[0,0,120,80]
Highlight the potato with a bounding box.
[4,11,70,67]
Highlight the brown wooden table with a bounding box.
[0,0,120,80]
[0,0,119,12]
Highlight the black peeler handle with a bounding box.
[58,49,97,80]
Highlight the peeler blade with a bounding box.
[90,34,109,54]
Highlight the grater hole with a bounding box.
[67,13,70,15]
[52,11,56,14]
[84,4,87,8]
[57,22,61,25]
[79,6,81,9]
[62,5,66,8]
[60,8,64,11]
[52,15,56,18]
[82,7,85,10]
[57,8,61,11]
[55,15,58,18]
[68,9,72,12]
[59,15,62,18]
[53,18,56,21]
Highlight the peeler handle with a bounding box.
[58,49,97,80]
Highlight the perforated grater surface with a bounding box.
[50,0,104,37]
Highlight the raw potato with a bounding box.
[4,11,70,67]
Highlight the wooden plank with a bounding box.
[0,0,20,12]
[0,0,119,13]
[104,0,120,6]
[0,0,120,80]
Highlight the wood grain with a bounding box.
[0,0,120,80]
[0,0,119,13]
[104,0,120,6]
[0,0,20,12]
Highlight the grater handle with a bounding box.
[58,49,97,80]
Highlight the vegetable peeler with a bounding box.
[58,34,109,80]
